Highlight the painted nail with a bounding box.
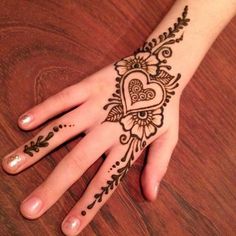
[62,216,80,235]
[22,197,42,216]
[5,154,23,170]
[20,114,32,125]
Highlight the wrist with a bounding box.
[143,0,235,93]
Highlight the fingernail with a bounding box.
[22,197,42,216]
[20,114,32,125]
[4,154,23,170]
[62,216,80,235]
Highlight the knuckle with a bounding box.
[57,88,72,102]
[69,149,88,172]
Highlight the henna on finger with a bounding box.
[23,124,75,157]
[81,6,190,215]
[3,124,75,171]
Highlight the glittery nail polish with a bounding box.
[20,114,32,125]
[62,216,80,235]
[6,155,22,169]
[21,197,42,215]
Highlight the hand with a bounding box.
[2,6,189,236]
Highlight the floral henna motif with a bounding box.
[81,6,190,215]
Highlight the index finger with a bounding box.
[18,80,90,130]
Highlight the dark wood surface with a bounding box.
[0,1,235,235]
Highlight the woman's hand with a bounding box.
[2,59,180,235]
[1,6,188,236]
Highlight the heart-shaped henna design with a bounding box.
[128,79,155,105]
[82,5,190,216]
[121,69,166,115]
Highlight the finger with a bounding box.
[2,101,100,174]
[61,140,140,235]
[20,122,117,220]
[18,80,91,130]
[141,128,178,201]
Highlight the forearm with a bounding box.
[145,0,236,94]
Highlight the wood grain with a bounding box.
[0,1,235,235]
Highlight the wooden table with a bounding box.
[0,1,235,235]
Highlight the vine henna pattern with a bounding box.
[23,124,75,157]
[81,6,190,216]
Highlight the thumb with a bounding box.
[141,127,178,201]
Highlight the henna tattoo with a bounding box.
[129,79,156,104]
[81,6,190,215]
[23,124,75,156]
[140,5,190,53]
[81,139,136,216]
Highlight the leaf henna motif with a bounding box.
[105,105,123,122]
[81,138,135,216]
[140,5,190,53]
[154,70,175,85]
[23,124,75,157]
[81,5,190,216]
[24,132,54,156]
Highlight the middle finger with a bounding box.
[20,122,118,219]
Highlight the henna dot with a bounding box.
[59,124,63,129]
[139,111,147,118]
[112,165,116,168]
[64,124,67,127]
[116,161,120,166]
[81,211,86,216]
[110,168,112,171]
[133,63,140,68]
[53,126,59,132]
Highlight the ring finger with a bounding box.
[61,139,142,235]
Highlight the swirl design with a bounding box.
[128,79,155,105]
